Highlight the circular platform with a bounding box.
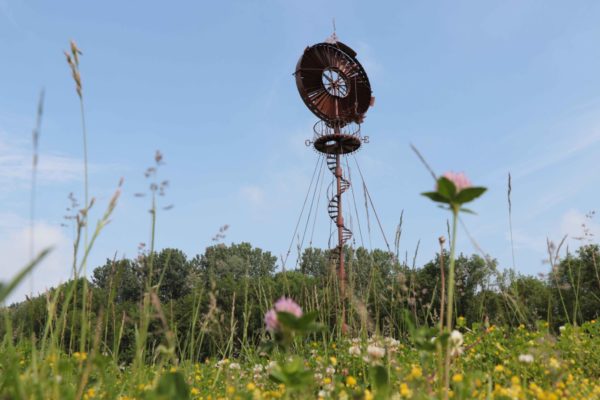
[313,134,362,155]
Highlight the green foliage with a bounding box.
[151,371,190,400]
[421,176,486,208]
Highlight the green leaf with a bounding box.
[269,369,287,384]
[455,187,487,204]
[276,311,301,330]
[371,365,390,398]
[421,192,449,204]
[436,177,457,199]
[154,371,190,400]
[459,207,477,215]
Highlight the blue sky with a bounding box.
[1,0,599,303]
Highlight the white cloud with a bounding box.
[514,129,600,179]
[0,134,83,194]
[240,185,265,206]
[507,229,543,253]
[0,220,72,304]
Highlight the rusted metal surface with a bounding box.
[295,41,373,127]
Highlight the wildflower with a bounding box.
[549,357,560,369]
[449,330,464,356]
[518,354,534,363]
[73,352,88,362]
[422,172,485,208]
[409,365,422,380]
[229,362,240,370]
[191,387,200,395]
[329,356,337,366]
[452,374,463,383]
[441,172,471,192]
[264,297,303,333]
[246,383,256,391]
[83,388,96,399]
[494,365,504,373]
[366,345,385,360]
[349,345,361,356]
[399,383,412,397]
[346,376,357,387]
[253,364,264,374]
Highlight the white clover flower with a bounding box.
[229,362,240,370]
[314,373,323,381]
[253,364,264,374]
[348,345,361,356]
[325,366,335,375]
[367,344,386,360]
[318,390,327,398]
[518,354,534,363]
[450,330,463,346]
[449,330,464,356]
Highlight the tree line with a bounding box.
[3,242,599,362]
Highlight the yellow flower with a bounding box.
[191,387,200,395]
[494,365,504,373]
[400,383,412,397]
[346,376,357,387]
[409,365,422,380]
[83,388,96,399]
[323,377,332,384]
[226,386,235,395]
[364,389,374,400]
[170,366,177,373]
[452,374,463,383]
[329,356,337,366]
[246,383,256,391]
[74,352,88,362]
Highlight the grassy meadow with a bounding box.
[1,42,600,400]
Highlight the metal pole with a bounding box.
[335,151,346,295]
[334,134,347,333]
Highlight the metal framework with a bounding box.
[295,37,374,330]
